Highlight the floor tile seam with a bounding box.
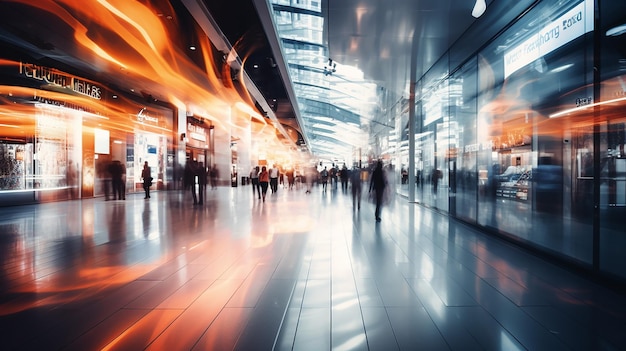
[472,278,568,348]
[33,292,159,351]
[340,227,379,351]
[451,301,530,350]
[517,303,606,339]
[127,308,189,351]
[121,305,186,311]
[54,308,153,351]
[269,277,303,350]
[397,209,561,301]
[3,259,163,305]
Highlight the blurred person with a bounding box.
[259,165,270,202]
[102,160,112,201]
[269,164,279,193]
[66,160,78,199]
[351,166,361,211]
[369,160,386,222]
[431,167,442,196]
[141,161,152,199]
[210,164,219,189]
[340,164,349,193]
[250,166,260,199]
[320,166,329,192]
[286,168,295,190]
[197,162,207,205]
[184,161,197,204]
[330,165,337,189]
[110,160,125,200]
[401,167,408,184]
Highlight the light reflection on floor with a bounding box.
[0,185,625,350]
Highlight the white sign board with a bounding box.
[504,0,594,78]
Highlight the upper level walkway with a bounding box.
[0,182,625,350]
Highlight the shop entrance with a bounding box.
[186,147,208,194]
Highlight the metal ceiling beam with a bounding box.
[251,0,312,153]
[181,0,299,148]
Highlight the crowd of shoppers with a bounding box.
[244,161,391,222]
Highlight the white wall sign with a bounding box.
[504,0,594,78]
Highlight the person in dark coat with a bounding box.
[369,160,386,222]
[141,161,152,199]
[351,166,361,211]
[340,164,349,193]
[184,161,197,204]
[110,160,125,200]
[197,162,207,205]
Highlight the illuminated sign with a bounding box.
[19,62,102,99]
[187,122,207,141]
[137,107,159,124]
[504,0,593,78]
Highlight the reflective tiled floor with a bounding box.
[1,184,625,350]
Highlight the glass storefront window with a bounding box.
[474,0,594,263]
[598,0,626,279]
[419,58,449,211]
[451,57,478,223]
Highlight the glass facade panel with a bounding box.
[270,1,376,161]
[474,0,593,262]
[419,59,449,212]
[452,57,478,223]
[409,0,605,268]
[598,0,626,279]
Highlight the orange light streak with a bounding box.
[2,0,289,146]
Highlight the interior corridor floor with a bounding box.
[0,184,625,350]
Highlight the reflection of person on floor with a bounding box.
[369,160,386,222]
[141,161,152,199]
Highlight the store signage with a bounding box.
[19,62,102,100]
[504,0,593,78]
[187,122,207,142]
[137,107,158,123]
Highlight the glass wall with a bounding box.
[475,0,594,263]
[412,0,626,276]
[598,0,626,278]
[452,57,478,223]
[418,56,449,212]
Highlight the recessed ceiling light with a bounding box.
[606,24,626,36]
[550,64,574,73]
[472,0,486,18]
[189,46,196,50]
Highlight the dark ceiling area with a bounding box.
[0,0,531,159]
[200,0,302,143]
[202,2,283,96]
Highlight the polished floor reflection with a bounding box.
[1,185,625,350]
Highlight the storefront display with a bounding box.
[0,60,175,203]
